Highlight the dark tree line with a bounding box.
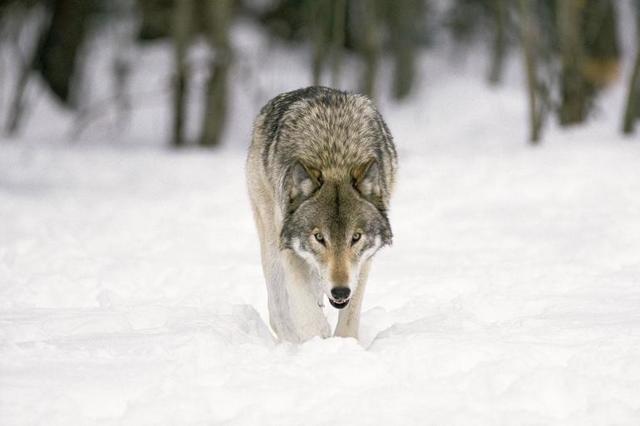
[0,0,638,147]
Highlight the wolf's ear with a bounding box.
[288,162,322,208]
[352,159,381,199]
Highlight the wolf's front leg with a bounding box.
[268,289,330,343]
[268,251,330,342]
[334,261,371,339]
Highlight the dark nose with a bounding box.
[331,287,351,300]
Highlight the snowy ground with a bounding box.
[2,24,640,425]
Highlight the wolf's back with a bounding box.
[251,86,396,208]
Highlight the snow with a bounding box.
[2,23,640,425]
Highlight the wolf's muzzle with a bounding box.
[329,287,351,309]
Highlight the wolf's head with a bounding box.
[280,161,392,309]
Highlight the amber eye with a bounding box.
[351,232,362,243]
[314,232,325,244]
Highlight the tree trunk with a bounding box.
[171,0,193,147]
[488,0,506,85]
[556,0,590,125]
[354,0,381,98]
[388,0,420,100]
[330,0,346,88]
[34,0,90,107]
[4,4,49,136]
[622,47,640,134]
[520,0,542,144]
[199,0,233,148]
[308,0,330,86]
[582,0,620,88]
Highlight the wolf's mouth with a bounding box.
[329,298,350,309]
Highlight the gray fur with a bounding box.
[256,86,396,211]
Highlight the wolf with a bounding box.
[246,86,397,342]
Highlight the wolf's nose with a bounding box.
[331,287,351,300]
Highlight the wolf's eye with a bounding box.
[314,232,325,244]
[351,232,362,244]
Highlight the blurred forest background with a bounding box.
[0,0,638,147]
